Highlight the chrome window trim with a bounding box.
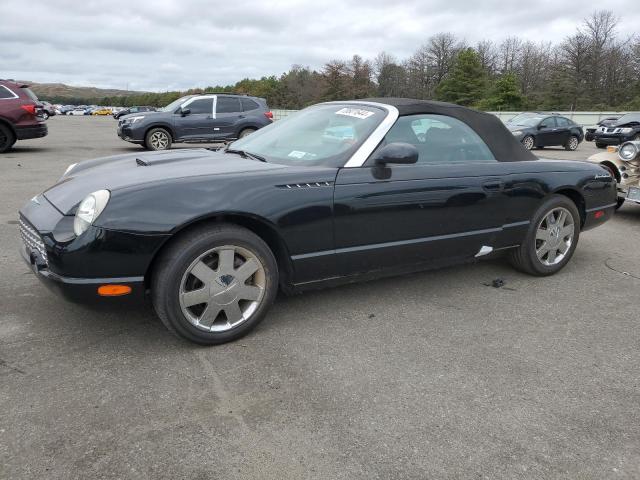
[0,85,19,100]
[317,101,399,168]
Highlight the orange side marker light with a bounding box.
[98,285,132,296]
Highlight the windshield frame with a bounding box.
[160,95,195,113]
[228,101,399,168]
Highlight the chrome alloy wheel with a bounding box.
[149,131,170,149]
[568,136,579,150]
[535,207,575,266]
[523,136,535,150]
[179,245,266,332]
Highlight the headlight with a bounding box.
[125,115,145,124]
[511,130,523,136]
[619,127,633,134]
[63,162,77,176]
[618,142,639,162]
[73,190,110,236]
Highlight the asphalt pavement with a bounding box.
[1,116,639,479]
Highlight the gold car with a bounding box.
[92,108,112,116]
[587,141,640,208]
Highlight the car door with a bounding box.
[536,116,559,146]
[333,114,511,276]
[554,116,572,145]
[213,96,243,139]
[175,97,215,139]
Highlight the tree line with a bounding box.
[46,10,640,111]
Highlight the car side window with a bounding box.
[371,114,496,164]
[216,97,241,114]
[556,117,570,127]
[185,98,213,115]
[0,85,16,99]
[241,98,259,111]
[540,117,557,128]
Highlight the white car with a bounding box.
[68,108,87,116]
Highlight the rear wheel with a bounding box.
[0,123,15,153]
[238,127,256,139]
[42,111,50,120]
[565,135,579,151]
[522,135,535,150]
[145,127,172,151]
[595,142,606,149]
[508,195,580,276]
[151,224,278,345]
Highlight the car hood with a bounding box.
[44,148,286,214]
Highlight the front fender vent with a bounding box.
[277,181,333,189]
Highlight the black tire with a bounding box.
[151,223,279,345]
[144,127,172,151]
[595,143,606,149]
[238,127,256,139]
[0,123,15,153]
[522,135,535,150]
[565,135,579,151]
[508,194,581,276]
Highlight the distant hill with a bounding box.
[23,81,148,101]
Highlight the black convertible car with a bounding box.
[19,99,617,344]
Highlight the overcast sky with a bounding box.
[1,0,638,92]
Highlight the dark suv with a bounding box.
[0,80,47,153]
[593,112,640,148]
[117,94,273,150]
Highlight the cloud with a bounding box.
[1,0,637,91]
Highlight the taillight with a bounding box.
[264,111,273,120]
[21,104,37,115]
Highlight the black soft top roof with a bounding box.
[364,98,537,162]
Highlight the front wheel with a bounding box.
[508,195,580,276]
[522,135,535,150]
[151,224,279,345]
[565,135,579,151]
[145,127,172,151]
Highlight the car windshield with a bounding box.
[160,96,193,113]
[227,104,386,167]
[614,113,640,125]
[513,116,544,127]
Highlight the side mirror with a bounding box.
[372,142,419,165]
[181,108,191,116]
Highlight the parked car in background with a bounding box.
[68,107,87,116]
[585,116,621,142]
[113,106,155,120]
[506,113,584,150]
[587,141,640,209]
[0,79,48,153]
[92,107,112,116]
[21,99,616,344]
[593,113,640,148]
[56,105,74,115]
[117,94,273,150]
[39,101,56,120]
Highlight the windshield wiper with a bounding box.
[225,148,267,163]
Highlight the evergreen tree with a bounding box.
[435,48,487,106]
[481,73,523,110]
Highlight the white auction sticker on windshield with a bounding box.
[335,107,375,119]
[288,150,307,159]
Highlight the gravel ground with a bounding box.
[1,116,639,479]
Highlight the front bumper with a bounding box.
[18,196,168,305]
[593,133,636,145]
[117,123,144,144]
[15,123,48,140]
